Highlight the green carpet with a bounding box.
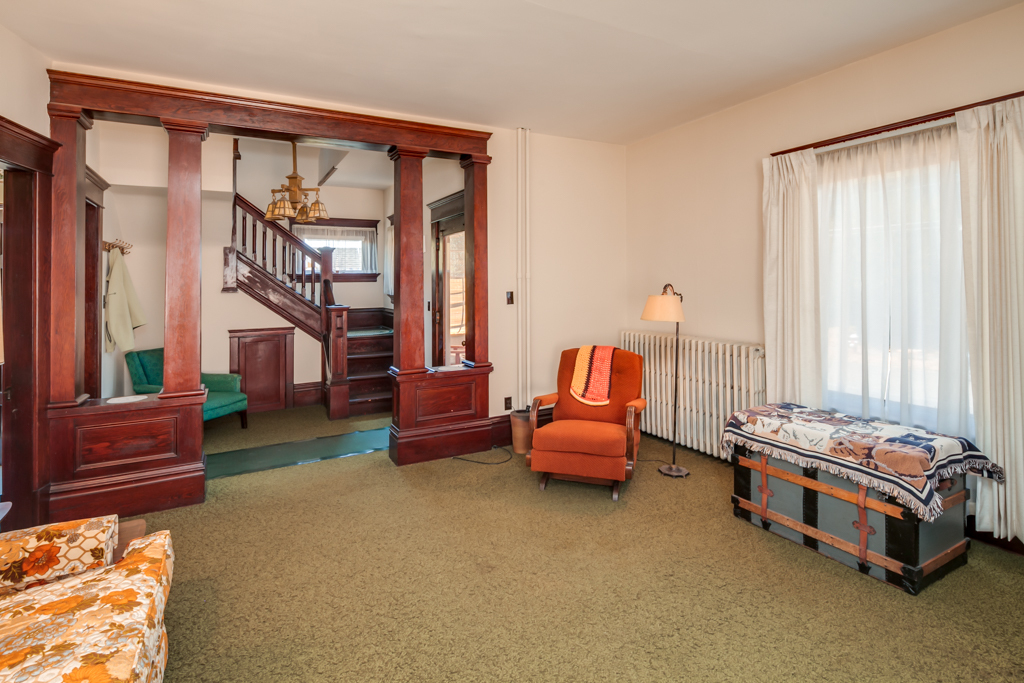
[142,437,1024,682]
[202,406,391,454]
[205,428,390,480]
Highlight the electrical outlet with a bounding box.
[504,397,513,410]
[506,291,514,305]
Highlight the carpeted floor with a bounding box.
[142,437,1024,682]
[201,406,391,454]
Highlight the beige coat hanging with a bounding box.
[104,248,146,352]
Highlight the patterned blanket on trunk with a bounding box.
[721,403,1005,522]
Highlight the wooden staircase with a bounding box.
[223,193,393,418]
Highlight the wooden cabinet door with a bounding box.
[229,327,294,413]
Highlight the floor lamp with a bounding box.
[641,284,688,478]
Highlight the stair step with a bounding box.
[348,351,393,359]
[348,372,389,381]
[349,391,391,403]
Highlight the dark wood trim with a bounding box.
[83,200,102,397]
[461,154,490,368]
[389,146,429,376]
[229,327,295,413]
[84,165,110,192]
[335,272,380,283]
[48,104,87,406]
[160,120,206,396]
[235,251,320,338]
[427,191,465,221]
[48,70,490,156]
[0,116,60,175]
[772,88,1024,156]
[289,217,380,230]
[967,515,1024,556]
[293,381,323,407]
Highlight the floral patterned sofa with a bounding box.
[0,515,173,682]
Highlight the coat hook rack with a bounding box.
[102,239,132,256]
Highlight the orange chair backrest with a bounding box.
[552,348,643,425]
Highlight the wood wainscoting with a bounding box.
[229,327,295,413]
[47,394,206,522]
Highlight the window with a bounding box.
[817,124,971,434]
[291,223,378,274]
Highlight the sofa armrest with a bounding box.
[0,515,118,591]
[132,384,163,395]
[625,399,647,469]
[201,372,242,393]
[530,393,559,433]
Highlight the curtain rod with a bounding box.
[771,88,1024,157]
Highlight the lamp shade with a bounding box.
[641,294,685,322]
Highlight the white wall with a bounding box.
[528,133,629,399]
[626,2,1024,346]
[0,22,51,135]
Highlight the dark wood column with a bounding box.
[47,103,91,408]
[388,146,429,375]
[160,118,208,398]
[461,154,491,368]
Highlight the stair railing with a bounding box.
[320,247,352,418]
[233,193,326,308]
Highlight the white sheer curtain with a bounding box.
[957,97,1024,541]
[293,225,378,273]
[817,124,972,435]
[762,149,822,406]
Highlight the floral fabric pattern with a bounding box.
[0,516,117,594]
[722,403,1005,521]
[0,526,173,683]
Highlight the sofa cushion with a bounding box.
[0,530,173,683]
[0,516,117,593]
[533,420,632,458]
[204,391,248,421]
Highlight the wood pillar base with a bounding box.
[325,381,351,420]
[388,364,492,466]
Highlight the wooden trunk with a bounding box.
[730,444,969,595]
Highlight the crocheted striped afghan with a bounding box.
[569,345,616,406]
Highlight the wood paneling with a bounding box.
[293,381,323,407]
[389,146,429,375]
[49,70,491,156]
[1,163,54,530]
[83,200,102,397]
[389,364,492,465]
[229,327,295,413]
[47,394,206,521]
[461,154,491,368]
[48,103,90,408]
[161,119,207,398]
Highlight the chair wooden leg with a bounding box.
[240,410,248,429]
[539,472,550,491]
[611,480,620,502]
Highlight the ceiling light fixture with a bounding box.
[265,141,329,223]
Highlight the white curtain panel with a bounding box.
[957,97,1024,540]
[817,125,970,433]
[294,225,379,273]
[762,149,822,406]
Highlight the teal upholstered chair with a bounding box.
[125,348,248,427]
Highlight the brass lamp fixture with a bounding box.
[264,141,329,223]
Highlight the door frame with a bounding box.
[0,116,60,530]
[427,191,464,367]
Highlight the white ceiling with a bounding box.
[2,0,1017,143]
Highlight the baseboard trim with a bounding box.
[966,515,1024,556]
[293,381,323,407]
[488,406,552,448]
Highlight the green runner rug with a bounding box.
[205,427,389,480]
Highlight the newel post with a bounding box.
[160,118,208,398]
[388,146,430,375]
[47,103,91,407]
[461,153,491,368]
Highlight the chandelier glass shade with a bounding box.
[264,141,330,223]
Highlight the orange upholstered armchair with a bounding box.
[526,348,645,501]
